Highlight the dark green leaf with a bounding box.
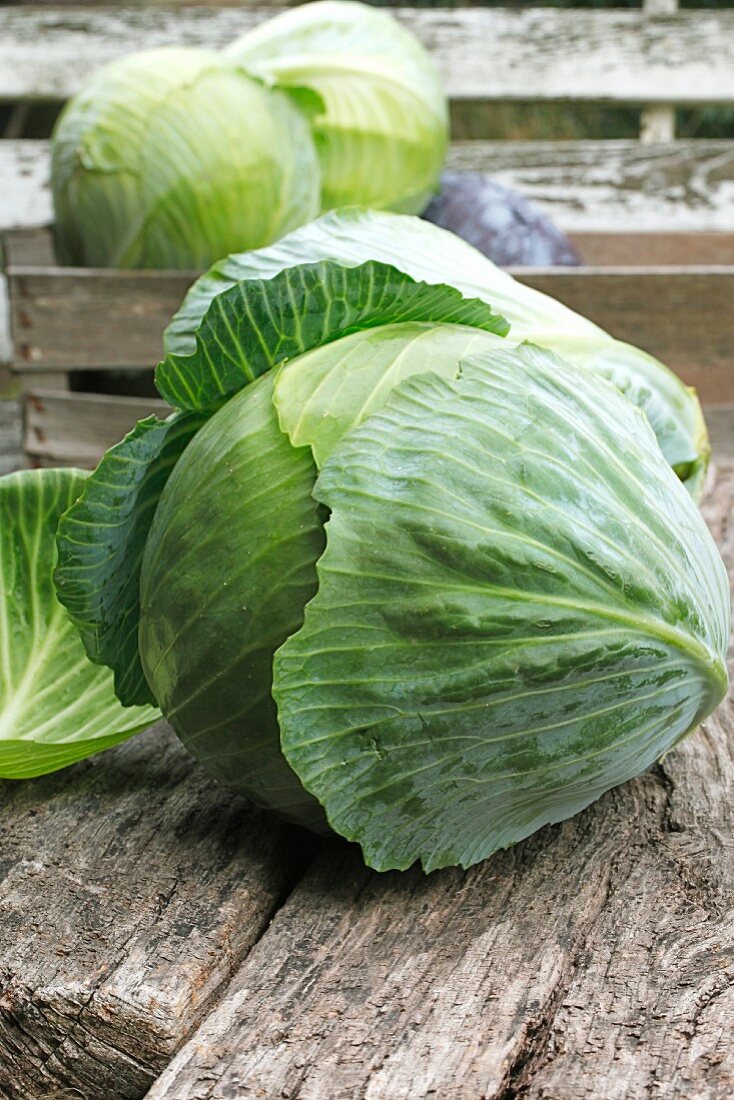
[55,410,207,706]
[155,259,509,411]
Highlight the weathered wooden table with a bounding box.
[1,445,732,1098]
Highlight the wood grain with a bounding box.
[447,140,734,233]
[8,267,195,370]
[5,139,734,239]
[24,389,168,465]
[0,722,316,1099]
[3,7,734,104]
[138,468,734,1100]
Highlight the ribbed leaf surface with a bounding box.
[156,259,509,411]
[55,412,205,706]
[275,348,728,871]
[0,469,157,776]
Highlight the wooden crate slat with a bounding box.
[5,139,734,237]
[446,140,734,233]
[0,722,315,1099]
[0,140,50,232]
[3,7,734,104]
[9,267,195,370]
[703,405,734,463]
[9,265,734,407]
[568,232,734,267]
[24,388,169,465]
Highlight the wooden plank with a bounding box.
[705,404,734,464]
[0,721,316,1099]
[9,265,733,404]
[3,8,734,105]
[8,268,195,371]
[569,232,734,267]
[145,461,734,1100]
[446,140,734,233]
[6,138,734,237]
[2,227,55,266]
[513,267,734,405]
[0,398,22,476]
[0,141,51,232]
[20,371,69,392]
[23,389,168,466]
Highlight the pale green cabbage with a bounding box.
[51,47,321,268]
[227,1,448,214]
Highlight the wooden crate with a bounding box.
[1,1,734,466]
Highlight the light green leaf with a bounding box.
[155,258,509,412]
[0,468,157,777]
[55,411,206,707]
[549,334,710,497]
[139,374,327,829]
[52,47,320,269]
[274,320,507,466]
[275,347,728,872]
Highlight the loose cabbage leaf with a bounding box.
[164,209,708,496]
[165,208,594,357]
[275,348,729,871]
[55,411,206,706]
[0,468,158,776]
[156,259,509,412]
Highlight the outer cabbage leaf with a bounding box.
[227,0,448,214]
[164,209,707,495]
[274,347,729,872]
[139,374,327,829]
[0,469,158,777]
[156,259,509,411]
[165,208,593,357]
[139,321,507,822]
[55,411,207,706]
[550,335,709,496]
[52,47,320,269]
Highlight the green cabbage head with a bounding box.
[53,214,730,872]
[51,47,321,268]
[50,3,449,269]
[227,0,448,214]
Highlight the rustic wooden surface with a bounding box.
[24,390,169,465]
[0,722,316,1099]
[6,139,734,236]
[446,141,734,234]
[4,7,734,104]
